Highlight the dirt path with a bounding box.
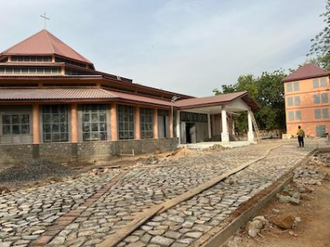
[232,166,330,247]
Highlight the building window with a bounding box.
[140,108,154,139]
[286,83,293,92]
[322,93,329,103]
[288,111,294,121]
[42,105,69,142]
[296,111,302,121]
[314,94,321,104]
[2,114,30,135]
[323,108,329,118]
[286,82,299,92]
[11,56,52,62]
[0,67,61,75]
[321,77,327,87]
[117,105,134,140]
[313,78,319,88]
[315,109,322,119]
[82,105,107,141]
[294,96,300,106]
[287,97,293,106]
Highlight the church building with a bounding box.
[0,30,259,164]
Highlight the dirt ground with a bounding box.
[231,166,330,247]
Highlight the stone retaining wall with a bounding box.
[0,138,178,165]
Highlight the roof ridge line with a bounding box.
[44,30,56,54]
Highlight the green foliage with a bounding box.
[213,70,286,133]
[308,0,330,70]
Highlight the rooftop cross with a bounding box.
[40,12,50,29]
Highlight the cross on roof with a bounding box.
[40,12,50,29]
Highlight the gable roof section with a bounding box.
[176,91,260,111]
[282,63,329,83]
[0,30,93,65]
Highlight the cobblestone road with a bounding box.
[0,142,313,247]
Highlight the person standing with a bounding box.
[296,126,305,148]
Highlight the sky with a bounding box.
[0,0,326,97]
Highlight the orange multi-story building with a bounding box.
[283,63,330,137]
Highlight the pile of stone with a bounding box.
[0,159,75,184]
[294,164,328,186]
[246,216,269,237]
[309,153,330,167]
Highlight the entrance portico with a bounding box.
[174,91,260,145]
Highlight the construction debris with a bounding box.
[246,216,269,237]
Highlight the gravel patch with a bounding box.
[0,159,76,183]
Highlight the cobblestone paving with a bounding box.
[0,143,311,247]
[44,144,279,247]
[0,172,118,247]
[118,145,313,247]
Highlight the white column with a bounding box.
[176,110,181,144]
[207,113,211,139]
[247,110,254,141]
[221,106,229,142]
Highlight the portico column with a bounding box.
[207,113,211,139]
[169,110,173,138]
[153,108,158,139]
[32,104,40,144]
[71,103,78,143]
[247,110,254,141]
[111,103,118,141]
[221,106,229,142]
[176,110,181,144]
[135,106,141,140]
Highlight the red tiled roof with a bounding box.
[176,91,260,111]
[0,88,173,107]
[0,89,116,100]
[113,91,173,107]
[0,30,93,65]
[282,63,329,83]
[0,89,259,110]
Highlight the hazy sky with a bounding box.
[0,0,326,96]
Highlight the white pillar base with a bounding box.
[248,131,255,141]
[221,132,229,142]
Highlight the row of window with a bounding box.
[287,96,301,106]
[313,77,327,88]
[314,93,329,104]
[1,105,169,143]
[11,56,52,62]
[287,93,329,106]
[0,67,61,75]
[286,81,300,92]
[286,77,328,93]
[288,108,329,121]
[288,111,302,121]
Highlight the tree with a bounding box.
[308,0,330,70]
[213,70,286,133]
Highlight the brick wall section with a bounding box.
[0,138,178,165]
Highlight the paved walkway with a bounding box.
[0,142,314,247]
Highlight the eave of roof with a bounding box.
[176,91,260,111]
[282,63,330,83]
